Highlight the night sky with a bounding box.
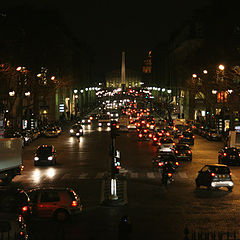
[2,0,210,81]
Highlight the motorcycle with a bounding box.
[76,132,81,141]
[162,171,174,186]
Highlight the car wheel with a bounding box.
[54,209,69,222]
[227,187,233,192]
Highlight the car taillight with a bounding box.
[188,150,191,154]
[230,172,232,176]
[211,173,215,177]
[158,142,161,146]
[180,135,184,138]
[72,200,78,207]
[223,153,227,157]
[149,134,152,138]
[153,137,157,141]
[173,143,176,146]
[158,162,163,166]
[168,173,172,177]
[22,206,28,212]
[139,134,143,138]
[175,150,179,154]
[175,162,179,166]
[193,135,195,139]
[144,130,147,133]
[166,132,170,136]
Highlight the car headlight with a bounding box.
[116,114,119,117]
[34,157,39,161]
[24,137,29,141]
[82,120,85,123]
[98,123,102,126]
[88,120,91,123]
[107,123,111,126]
[70,129,74,133]
[79,129,83,132]
[48,156,53,161]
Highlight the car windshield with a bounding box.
[37,147,52,155]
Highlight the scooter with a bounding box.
[162,171,174,186]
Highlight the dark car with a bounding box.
[195,164,234,191]
[152,152,179,171]
[0,188,32,221]
[138,128,150,141]
[34,145,57,166]
[218,147,240,165]
[179,131,195,145]
[69,124,83,136]
[174,143,192,161]
[206,129,221,141]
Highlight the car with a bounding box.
[206,129,222,141]
[127,122,137,131]
[0,188,32,220]
[34,145,57,166]
[152,152,179,171]
[158,137,175,149]
[43,127,59,137]
[179,131,195,145]
[79,117,91,125]
[195,164,234,191]
[138,129,150,141]
[174,143,192,161]
[69,124,83,136]
[27,188,83,221]
[218,147,240,165]
[0,213,28,240]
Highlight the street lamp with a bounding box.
[73,89,78,94]
[192,74,197,78]
[218,64,225,71]
[24,91,31,97]
[9,91,15,97]
[203,70,208,74]
[212,90,217,95]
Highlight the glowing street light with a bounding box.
[73,89,78,94]
[24,91,31,97]
[37,73,42,77]
[212,90,217,95]
[218,64,225,71]
[203,70,208,74]
[192,74,197,78]
[16,66,22,71]
[9,91,15,97]
[51,76,55,80]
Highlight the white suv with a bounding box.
[27,188,83,221]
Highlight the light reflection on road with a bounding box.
[32,167,57,183]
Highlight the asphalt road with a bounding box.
[9,122,240,240]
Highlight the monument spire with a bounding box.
[121,50,126,89]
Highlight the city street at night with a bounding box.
[7,122,240,240]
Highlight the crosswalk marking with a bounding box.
[146,172,155,179]
[78,173,88,179]
[95,172,105,179]
[130,172,138,178]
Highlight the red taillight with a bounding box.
[72,200,78,207]
[175,150,179,154]
[153,137,157,141]
[144,130,147,133]
[20,231,24,236]
[223,153,227,157]
[22,206,28,212]
[211,173,215,177]
[175,162,179,166]
[188,150,191,154]
[158,142,161,146]
[230,172,232,176]
[193,135,195,139]
[158,133,163,136]
[168,173,172,177]
[180,135,184,138]
[139,134,143,138]
[158,162,163,166]
[166,132,170,136]
[149,134,152,138]
[173,143,176,146]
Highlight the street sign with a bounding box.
[59,103,65,113]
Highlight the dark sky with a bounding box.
[3,0,211,80]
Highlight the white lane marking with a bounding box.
[177,172,188,178]
[147,172,155,179]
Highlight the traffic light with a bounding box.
[113,157,121,174]
[111,120,119,138]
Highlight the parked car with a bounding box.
[179,131,195,145]
[195,164,234,191]
[0,213,28,240]
[27,188,83,221]
[34,145,57,166]
[174,143,192,161]
[218,147,240,165]
[0,188,32,220]
[206,129,222,141]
